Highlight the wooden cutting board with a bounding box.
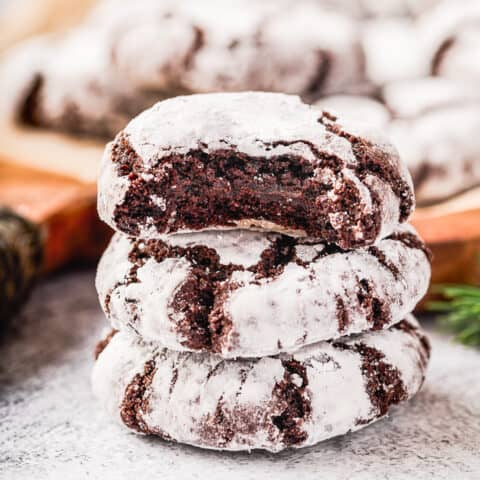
[0,160,109,273]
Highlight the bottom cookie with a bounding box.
[92,315,430,452]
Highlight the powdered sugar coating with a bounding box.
[124,93,356,163]
[319,0,441,18]
[98,92,413,245]
[420,0,480,82]
[315,95,391,129]
[382,76,480,117]
[361,18,429,86]
[92,316,430,452]
[96,224,430,358]
[386,78,480,202]
[165,230,273,267]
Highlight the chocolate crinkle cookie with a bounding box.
[0,0,365,138]
[0,32,160,139]
[316,77,480,203]
[421,0,480,84]
[92,316,430,452]
[96,225,431,358]
[98,92,414,248]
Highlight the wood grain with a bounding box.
[412,188,480,286]
[0,121,103,183]
[0,159,111,273]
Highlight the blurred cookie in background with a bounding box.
[421,0,480,83]
[386,78,480,203]
[1,0,480,207]
[361,18,428,87]
[0,30,160,137]
[99,0,366,97]
[0,0,367,138]
[316,77,480,204]
[318,0,441,18]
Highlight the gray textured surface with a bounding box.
[1,270,479,480]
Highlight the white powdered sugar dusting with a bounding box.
[96,235,192,346]
[224,225,429,357]
[383,76,480,118]
[125,92,358,164]
[164,230,276,267]
[315,95,390,129]
[97,142,130,223]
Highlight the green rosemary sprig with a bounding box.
[428,285,480,346]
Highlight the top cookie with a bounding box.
[98,92,414,248]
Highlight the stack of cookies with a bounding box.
[93,92,432,452]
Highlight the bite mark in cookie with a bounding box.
[98,93,414,248]
[111,137,364,245]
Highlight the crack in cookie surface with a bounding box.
[431,37,455,75]
[94,329,118,360]
[318,112,414,222]
[332,340,407,425]
[120,357,163,435]
[271,359,311,446]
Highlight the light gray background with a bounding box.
[1,270,479,480]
